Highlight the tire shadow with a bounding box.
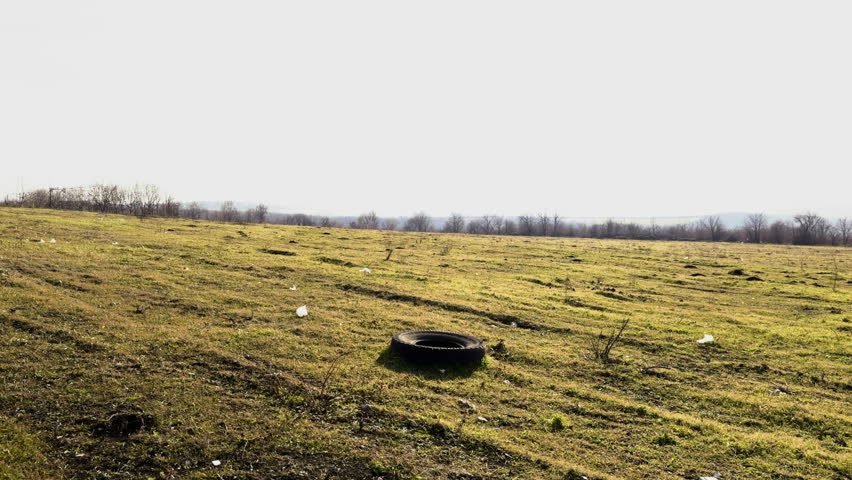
[375,347,484,380]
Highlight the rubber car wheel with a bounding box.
[390,330,486,365]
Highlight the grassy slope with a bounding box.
[0,207,849,480]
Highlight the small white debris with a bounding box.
[696,334,715,344]
[75,453,84,457]
[184,267,189,271]
[476,416,488,422]
[504,380,511,385]
[296,305,308,317]
[510,322,518,328]
[212,459,221,466]
[359,267,371,273]
[458,398,477,411]
[37,239,45,243]
[49,238,56,243]
[111,241,119,245]
[289,285,297,291]
[489,324,499,328]
[438,368,446,374]
[699,477,718,480]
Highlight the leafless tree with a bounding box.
[768,220,789,244]
[186,201,202,220]
[480,215,498,235]
[744,213,767,243]
[793,212,829,245]
[380,218,398,231]
[253,204,268,223]
[218,201,240,223]
[403,212,433,232]
[443,213,466,233]
[537,213,551,236]
[698,216,725,241]
[318,216,338,228]
[351,211,380,230]
[160,196,181,217]
[516,215,535,236]
[836,218,851,246]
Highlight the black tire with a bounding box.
[390,330,486,365]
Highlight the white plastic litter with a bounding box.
[477,416,488,422]
[111,241,119,245]
[697,334,715,344]
[359,267,371,273]
[50,238,56,243]
[37,239,45,243]
[296,305,308,317]
[289,285,297,291]
[212,460,221,466]
[438,368,446,374]
[699,477,718,480]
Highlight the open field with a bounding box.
[0,208,849,480]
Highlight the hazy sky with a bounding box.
[1,2,850,217]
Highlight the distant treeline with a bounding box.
[4,184,849,246]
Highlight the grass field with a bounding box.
[0,208,849,480]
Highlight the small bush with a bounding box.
[545,414,567,432]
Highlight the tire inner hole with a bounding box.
[416,340,464,349]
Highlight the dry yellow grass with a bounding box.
[0,208,849,479]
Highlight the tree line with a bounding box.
[3,184,849,246]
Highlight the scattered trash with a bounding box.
[697,334,715,344]
[510,322,518,328]
[111,241,119,245]
[458,399,477,411]
[699,475,720,480]
[212,460,221,466]
[296,305,308,317]
[476,416,488,422]
[37,239,45,243]
[504,380,511,385]
[359,267,371,273]
[289,285,297,291]
[49,238,56,243]
[438,369,446,374]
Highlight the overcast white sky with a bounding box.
[1,1,850,217]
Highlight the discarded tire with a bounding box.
[390,330,486,365]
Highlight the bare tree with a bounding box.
[443,213,466,233]
[186,201,202,220]
[744,213,767,243]
[380,218,398,231]
[517,215,536,236]
[160,196,181,217]
[698,216,725,241]
[317,216,338,228]
[253,204,268,224]
[793,212,829,245]
[768,220,790,244]
[480,215,497,235]
[351,211,380,230]
[537,213,550,236]
[837,218,851,246]
[218,201,240,223]
[403,212,433,232]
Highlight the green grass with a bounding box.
[0,207,849,479]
